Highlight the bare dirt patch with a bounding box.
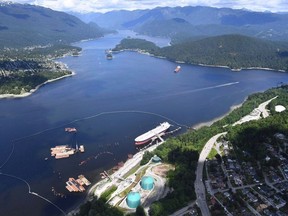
[152,164,174,178]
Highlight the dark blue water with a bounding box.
[1,31,288,216]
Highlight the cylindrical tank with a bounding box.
[126,192,141,208]
[152,155,161,163]
[140,176,154,190]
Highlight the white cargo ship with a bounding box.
[135,122,171,145]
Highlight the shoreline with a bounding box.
[114,48,286,73]
[67,103,246,215]
[192,102,244,130]
[68,139,166,215]
[0,71,76,99]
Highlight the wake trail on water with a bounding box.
[165,81,240,97]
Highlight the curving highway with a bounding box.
[194,132,227,216]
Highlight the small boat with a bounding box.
[65,127,77,133]
[72,51,80,57]
[174,65,181,73]
[106,53,113,60]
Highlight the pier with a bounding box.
[65,175,91,192]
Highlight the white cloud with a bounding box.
[7,0,288,13]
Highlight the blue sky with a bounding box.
[6,0,288,13]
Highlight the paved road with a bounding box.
[194,132,227,216]
[168,97,278,215]
[258,96,277,118]
[169,201,195,216]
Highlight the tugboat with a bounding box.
[106,49,113,60]
[72,51,80,57]
[174,65,181,73]
[106,52,113,60]
[106,53,113,60]
[65,127,77,133]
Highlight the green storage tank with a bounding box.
[140,176,154,190]
[126,192,141,208]
[152,155,161,163]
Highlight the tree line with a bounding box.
[113,35,288,71]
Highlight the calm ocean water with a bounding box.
[1,31,288,216]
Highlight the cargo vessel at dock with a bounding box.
[135,122,171,145]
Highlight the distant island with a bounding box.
[113,35,288,72]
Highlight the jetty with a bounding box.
[50,145,75,159]
[66,175,91,192]
[50,128,85,159]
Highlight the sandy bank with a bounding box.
[192,103,243,130]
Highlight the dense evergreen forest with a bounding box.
[0,45,80,95]
[0,3,104,48]
[113,35,288,71]
[74,85,288,216]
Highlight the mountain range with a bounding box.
[0,2,105,48]
[73,6,288,43]
[1,3,288,49]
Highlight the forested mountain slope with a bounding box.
[113,35,288,71]
[0,2,103,48]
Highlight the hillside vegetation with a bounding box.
[146,85,288,216]
[0,3,103,48]
[113,35,288,71]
